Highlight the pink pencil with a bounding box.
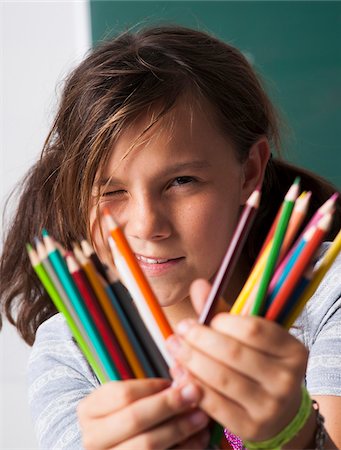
[199,189,261,324]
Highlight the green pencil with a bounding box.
[34,238,109,382]
[42,230,120,381]
[250,178,300,316]
[27,243,106,383]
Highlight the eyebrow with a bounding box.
[95,160,212,186]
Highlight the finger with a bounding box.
[189,279,211,315]
[113,409,210,450]
[78,378,170,418]
[84,382,204,448]
[166,334,267,413]
[173,320,293,387]
[210,313,308,363]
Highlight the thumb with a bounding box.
[189,278,212,316]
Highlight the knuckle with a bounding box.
[117,385,134,406]
[226,340,242,361]
[274,371,297,400]
[128,405,144,429]
[214,370,231,392]
[243,318,263,340]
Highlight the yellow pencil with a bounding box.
[230,239,272,314]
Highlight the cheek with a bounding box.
[89,207,111,266]
[182,194,240,270]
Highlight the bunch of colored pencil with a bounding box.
[27,230,172,384]
[200,177,340,328]
[27,178,340,384]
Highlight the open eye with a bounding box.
[170,176,196,186]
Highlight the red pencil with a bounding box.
[199,188,261,324]
[265,213,333,322]
[66,252,134,379]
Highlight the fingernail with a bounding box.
[188,410,209,427]
[180,383,200,404]
[177,319,196,336]
[166,335,183,355]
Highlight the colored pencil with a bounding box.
[109,237,173,367]
[284,228,341,328]
[106,268,170,379]
[103,209,173,340]
[265,235,308,307]
[27,244,107,383]
[199,188,261,324]
[250,178,300,316]
[277,264,314,325]
[102,277,157,378]
[269,192,338,294]
[42,231,118,381]
[81,239,109,282]
[231,192,310,316]
[73,245,146,379]
[265,213,333,321]
[34,238,109,381]
[230,238,273,315]
[281,191,311,253]
[66,253,132,380]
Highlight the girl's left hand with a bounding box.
[166,279,309,444]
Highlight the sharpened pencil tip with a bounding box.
[26,243,33,252]
[42,228,48,237]
[293,176,301,186]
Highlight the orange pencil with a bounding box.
[73,245,147,378]
[265,213,333,321]
[103,209,173,339]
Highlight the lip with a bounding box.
[135,254,185,276]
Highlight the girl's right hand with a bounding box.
[77,378,211,450]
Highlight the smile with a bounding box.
[135,254,185,276]
[135,255,172,264]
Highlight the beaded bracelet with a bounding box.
[242,386,312,450]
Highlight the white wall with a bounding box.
[0,2,91,447]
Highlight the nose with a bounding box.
[124,195,172,242]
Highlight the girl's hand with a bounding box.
[166,279,309,445]
[77,378,210,450]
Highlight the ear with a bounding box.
[240,137,271,204]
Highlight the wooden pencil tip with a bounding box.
[42,228,48,237]
[26,243,33,252]
[331,192,339,202]
[247,189,261,208]
[293,176,301,186]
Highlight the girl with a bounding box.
[1,25,340,449]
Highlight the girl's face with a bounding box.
[91,100,260,308]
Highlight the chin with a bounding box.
[153,285,188,308]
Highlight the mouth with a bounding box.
[135,254,185,275]
[135,254,176,264]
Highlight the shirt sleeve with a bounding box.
[27,314,100,449]
[304,251,341,396]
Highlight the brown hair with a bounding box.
[1,25,340,345]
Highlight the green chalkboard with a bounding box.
[90,1,341,188]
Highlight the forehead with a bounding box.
[103,97,233,172]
